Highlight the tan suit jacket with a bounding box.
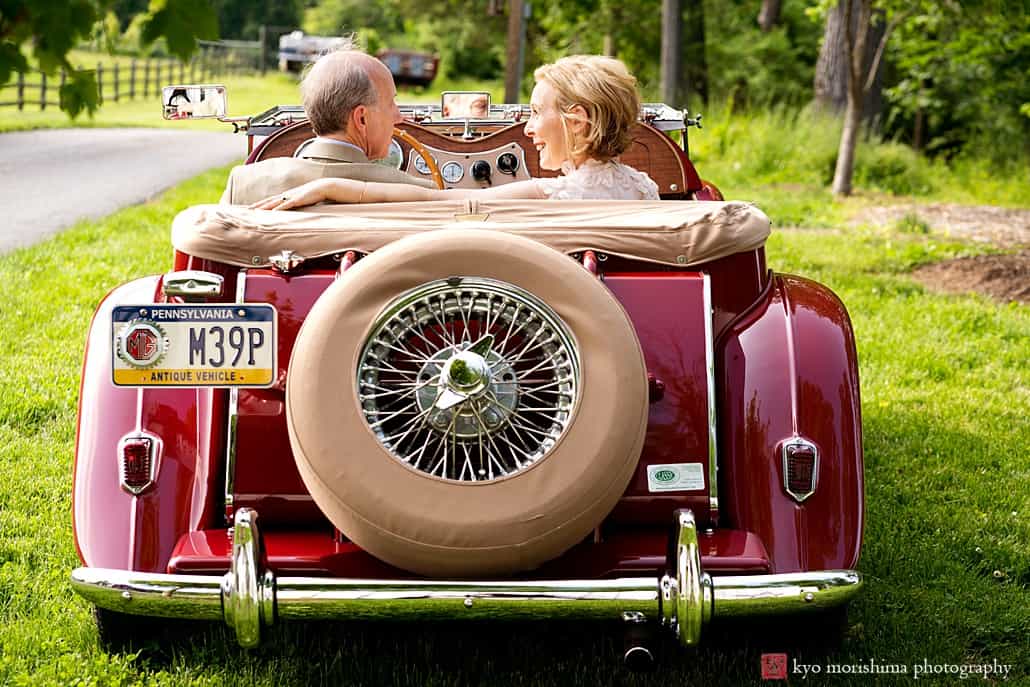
[220,139,435,205]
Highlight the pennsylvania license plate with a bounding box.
[111,304,277,387]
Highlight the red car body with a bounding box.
[72,100,863,653]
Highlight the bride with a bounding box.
[251,55,659,210]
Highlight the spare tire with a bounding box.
[286,228,647,577]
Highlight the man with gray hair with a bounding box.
[220,46,434,205]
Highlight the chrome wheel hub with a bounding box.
[414,343,520,439]
[358,277,580,482]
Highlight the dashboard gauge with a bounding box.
[378,138,404,169]
[496,152,519,175]
[441,161,464,184]
[412,152,432,175]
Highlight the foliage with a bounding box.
[704,0,823,108]
[530,0,660,90]
[302,0,507,81]
[302,0,403,38]
[883,1,1030,165]
[690,99,1030,207]
[212,0,301,41]
[0,0,218,117]
[142,0,218,60]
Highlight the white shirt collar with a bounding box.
[314,137,366,155]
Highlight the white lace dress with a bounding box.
[535,159,660,200]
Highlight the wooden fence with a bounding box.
[0,42,262,111]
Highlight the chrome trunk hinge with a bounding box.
[270,250,303,273]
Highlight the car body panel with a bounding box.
[73,276,225,572]
[717,274,864,572]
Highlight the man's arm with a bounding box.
[251,177,545,210]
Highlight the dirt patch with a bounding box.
[853,203,1030,249]
[853,202,1029,304]
[911,250,1029,304]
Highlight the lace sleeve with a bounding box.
[628,167,661,200]
[534,175,575,200]
[533,161,661,200]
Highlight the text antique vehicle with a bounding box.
[71,86,864,661]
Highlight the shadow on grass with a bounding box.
[106,612,855,686]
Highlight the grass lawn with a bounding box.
[0,165,1027,685]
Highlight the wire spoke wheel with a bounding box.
[358,277,580,482]
[288,229,647,575]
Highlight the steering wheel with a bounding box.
[393,128,445,190]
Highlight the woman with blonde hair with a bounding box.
[252,55,659,210]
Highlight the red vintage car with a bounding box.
[71,90,864,664]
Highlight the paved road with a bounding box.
[0,128,243,254]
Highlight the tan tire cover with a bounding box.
[286,228,648,577]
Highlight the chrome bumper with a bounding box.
[71,509,862,648]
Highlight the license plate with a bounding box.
[111,304,277,387]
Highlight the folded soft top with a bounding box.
[171,199,770,269]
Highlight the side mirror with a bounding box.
[162,84,227,120]
[441,91,491,119]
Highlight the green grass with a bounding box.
[0,165,1027,685]
[688,102,1030,225]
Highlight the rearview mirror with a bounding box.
[441,91,491,119]
[162,84,227,120]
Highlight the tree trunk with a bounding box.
[758,0,782,32]
[683,0,708,106]
[661,0,708,108]
[830,0,871,197]
[861,13,885,131]
[913,105,925,151]
[601,2,617,56]
[815,2,885,120]
[814,2,852,111]
[832,92,863,196]
[660,0,683,105]
[504,0,524,103]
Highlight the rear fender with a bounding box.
[717,274,864,573]
[72,276,225,573]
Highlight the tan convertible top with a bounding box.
[171,199,770,269]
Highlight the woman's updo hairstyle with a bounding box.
[533,55,640,162]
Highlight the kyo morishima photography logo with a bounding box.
[761,654,1014,681]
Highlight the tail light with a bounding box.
[119,433,160,495]
[782,437,818,503]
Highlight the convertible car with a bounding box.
[71,87,864,663]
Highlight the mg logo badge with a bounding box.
[116,319,167,369]
[126,327,158,361]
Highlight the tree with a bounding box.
[0,0,218,117]
[660,0,708,108]
[758,0,782,32]
[813,0,885,114]
[660,0,682,105]
[682,0,708,105]
[530,0,662,92]
[812,0,909,195]
[215,0,301,41]
[883,2,1030,162]
[303,0,401,37]
[505,0,526,102]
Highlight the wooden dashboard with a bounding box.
[250,120,702,198]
